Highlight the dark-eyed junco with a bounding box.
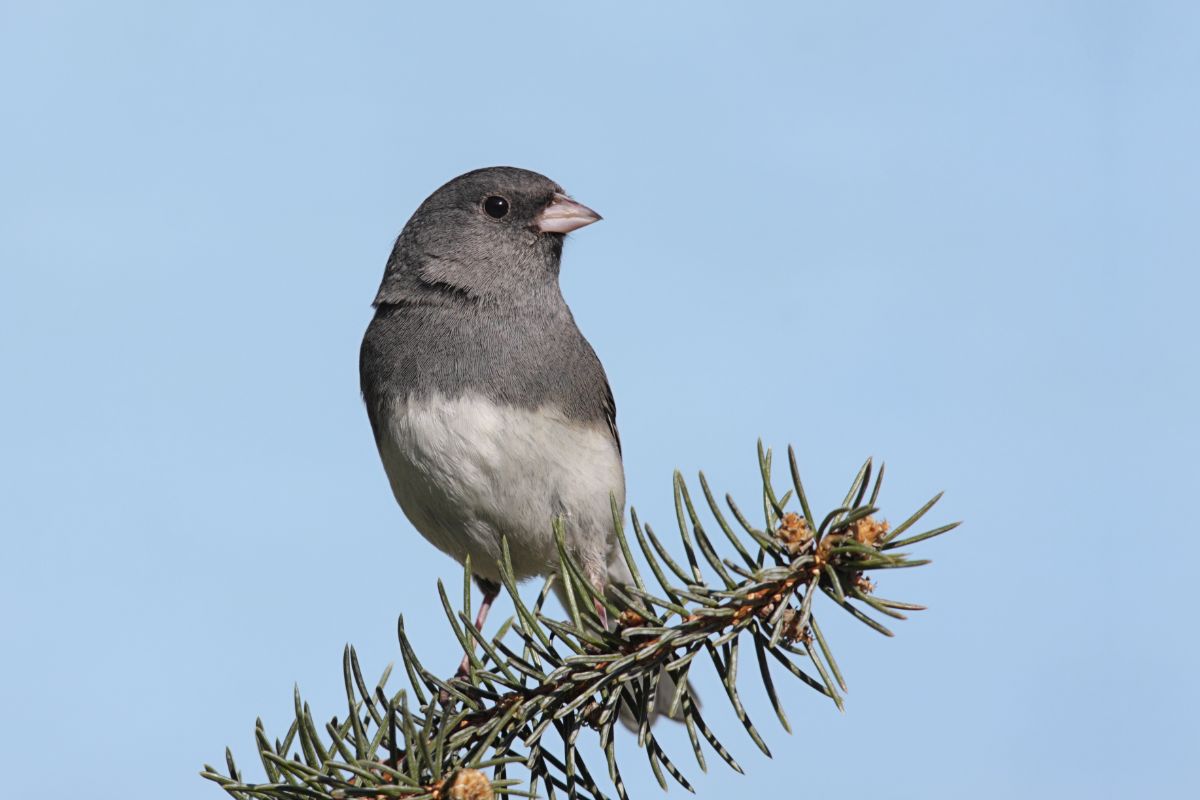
[360,167,685,721]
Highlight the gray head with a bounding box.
[373,167,601,306]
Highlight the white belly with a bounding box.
[377,392,625,585]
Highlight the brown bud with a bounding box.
[444,769,493,800]
[777,512,812,554]
[777,609,812,646]
[618,609,645,628]
[850,516,889,547]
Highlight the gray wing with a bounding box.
[603,378,621,456]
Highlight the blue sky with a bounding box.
[2,2,1196,798]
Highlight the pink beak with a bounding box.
[534,192,602,234]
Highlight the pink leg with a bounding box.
[589,573,609,630]
[593,598,609,630]
[454,579,500,679]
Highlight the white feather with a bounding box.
[377,392,626,587]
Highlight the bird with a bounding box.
[359,166,685,722]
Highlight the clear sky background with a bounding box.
[2,2,1196,798]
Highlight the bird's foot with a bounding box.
[439,577,500,707]
[439,656,471,707]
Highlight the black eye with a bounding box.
[483,195,509,219]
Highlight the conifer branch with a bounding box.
[203,443,959,800]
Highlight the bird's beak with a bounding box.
[533,192,602,234]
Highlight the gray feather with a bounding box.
[360,166,618,452]
[359,166,687,723]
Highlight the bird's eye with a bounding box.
[483,196,509,219]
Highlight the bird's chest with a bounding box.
[376,392,624,580]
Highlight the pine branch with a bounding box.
[203,443,959,800]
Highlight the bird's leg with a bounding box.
[441,577,501,705]
[593,598,609,630]
[454,578,500,677]
[470,578,501,634]
[588,573,609,630]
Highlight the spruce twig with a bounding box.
[203,442,958,800]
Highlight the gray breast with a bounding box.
[359,293,620,453]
